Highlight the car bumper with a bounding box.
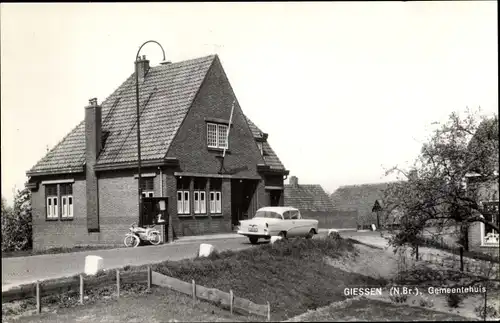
[237,230,271,238]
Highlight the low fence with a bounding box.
[152,271,270,320]
[2,268,270,320]
[2,269,150,311]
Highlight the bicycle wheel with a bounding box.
[124,234,139,248]
[149,232,161,245]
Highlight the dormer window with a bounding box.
[257,142,263,155]
[207,122,228,149]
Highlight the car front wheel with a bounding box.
[305,229,314,239]
[249,236,259,244]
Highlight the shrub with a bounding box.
[1,189,32,252]
[446,293,463,308]
[418,296,434,308]
[389,293,408,304]
[474,304,499,319]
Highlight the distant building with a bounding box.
[26,54,289,250]
[330,183,402,230]
[465,117,499,256]
[284,176,356,229]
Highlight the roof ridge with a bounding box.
[163,55,216,159]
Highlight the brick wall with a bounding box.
[301,210,357,229]
[166,56,264,179]
[32,174,88,250]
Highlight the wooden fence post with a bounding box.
[36,281,41,314]
[230,290,234,314]
[116,269,120,298]
[415,245,419,260]
[147,266,152,289]
[460,247,464,272]
[267,301,271,322]
[79,274,84,305]
[192,280,196,303]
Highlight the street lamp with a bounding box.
[135,40,166,225]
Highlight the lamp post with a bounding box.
[135,40,166,225]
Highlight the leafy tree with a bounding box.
[1,188,32,252]
[382,108,499,249]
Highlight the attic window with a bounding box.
[207,122,228,149]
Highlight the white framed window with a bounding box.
[481,201,499,246]
[200,191,206,214]
[177,190,190,215]
[46,196,58,219]
[141,191,154,198]
[209,192,216,213]
[46,185,58,219]
[207,123,229,149]
[210,190,222,214]
[207,123,218,148]
[140,178,154,198]
[218,124,228,149]
[194,190,207,214]
[60,183,73,219]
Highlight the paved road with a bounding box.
[1,237,254,291]
[1,230,380,292]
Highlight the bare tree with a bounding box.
[382,108,498,248]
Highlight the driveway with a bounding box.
[1,237,254,292]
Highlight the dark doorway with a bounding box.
[269,190,282,206]
[231,179,257,227]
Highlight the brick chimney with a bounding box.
[289,176,299,187]
[85,98,101,232]
[135,54,150,81]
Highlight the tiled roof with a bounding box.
[28,55,286,175]
[245,117,286,170]
[284,184,335,212]
[330,183,391,219]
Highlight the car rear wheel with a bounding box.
[249,236,259,245]
[305,229,314,239]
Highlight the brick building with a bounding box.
[284,176,357,229]
[330,182,402,230]
[26,54,289,250]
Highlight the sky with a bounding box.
[1,2,498,204]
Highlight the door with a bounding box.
[269,190,282,207]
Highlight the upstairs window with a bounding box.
[207,122,229,149]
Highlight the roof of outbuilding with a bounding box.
[28,55,286,175]
[284,184,336,212]
[330,183,391,218]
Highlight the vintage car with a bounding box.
[237,206,319,244]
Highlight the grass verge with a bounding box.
[150,237,387,321]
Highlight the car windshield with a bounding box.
[254,211,283,219]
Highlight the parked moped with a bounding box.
[124,223,162,247]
